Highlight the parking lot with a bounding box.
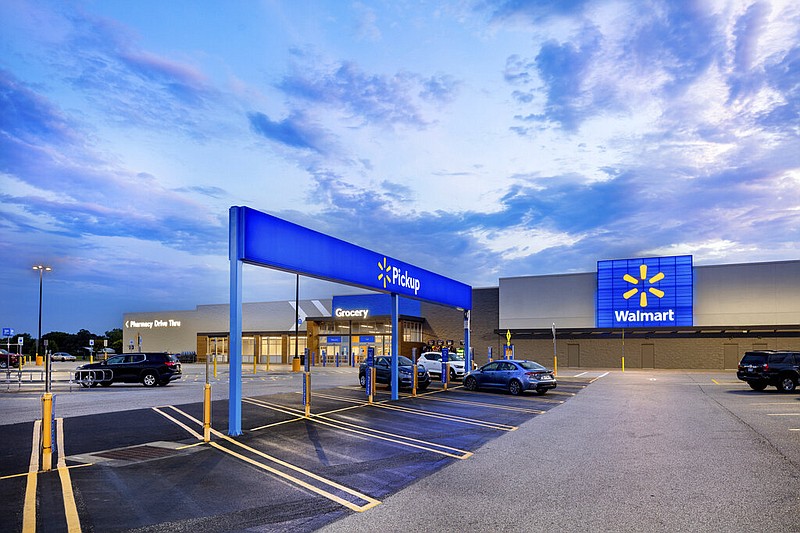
[1,366,798,531]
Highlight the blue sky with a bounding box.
[1,0,798,335]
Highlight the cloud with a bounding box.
[0,70,225,253]
[277,59,460,127]
[248,111,330,153]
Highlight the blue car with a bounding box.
[463,360,557,396]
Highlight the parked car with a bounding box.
[0,349,20,369]
[416,351,466,380]
[51,352,77,362]
[76,352,182,388]
[463,360,557,396]
[737,350,799,392]
[359,355,431,391]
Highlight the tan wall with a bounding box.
[504,336,800,370]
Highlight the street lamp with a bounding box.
[32,265,52,369]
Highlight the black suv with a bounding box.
[76,352,182,388]
[359,355,431,391]
[737,350,799,392]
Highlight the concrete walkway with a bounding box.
[321,370,800,532]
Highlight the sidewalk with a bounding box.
[321,370,799,532]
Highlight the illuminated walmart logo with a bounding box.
[377,257,421,295]
[622,264,665,308]
[377,257,392,289]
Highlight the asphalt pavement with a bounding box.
[2,367,798,532]
[321,370,800,532]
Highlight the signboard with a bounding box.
[359,336,376,343]
[441,347,449,383]
[2,328,13,337]
[327,336,342,343]
[597,255,693,328]
[233,206,472,310]
[365,346,375,398]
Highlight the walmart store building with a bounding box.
[123,257,799,370]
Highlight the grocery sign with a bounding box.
[597,255,693,328]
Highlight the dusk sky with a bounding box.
[2,0,798,336]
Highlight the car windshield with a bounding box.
[398,356,414,366]
[518,361,546,371]
[448,354,465,361]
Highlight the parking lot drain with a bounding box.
[94,445,177,462]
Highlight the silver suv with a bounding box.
[416,351,466,381]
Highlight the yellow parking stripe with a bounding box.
[154,406,380,513]
[23,420,40,533]
[313,392,517,431]
[56,418,81,532]
[410,395,548,414]
[245,397,473,459]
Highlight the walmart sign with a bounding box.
[233,207,471,310]
[597,255,693,328]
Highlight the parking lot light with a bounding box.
[32,265,52,368]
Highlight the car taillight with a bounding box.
[165,361,176,367]
[763,363,768,371]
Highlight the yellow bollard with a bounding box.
[443,362,450,391]
[412,362,417,397]
[253,355,257,375]
[213,355,217,378]
[554,355,558,377]
[41,393,53,471]
[622,356,625,372]
[36,354,43,366]
[203,383,212,442]
[304,372,311,417]
[292,356,301,372]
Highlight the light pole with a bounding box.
[32,265,52,368]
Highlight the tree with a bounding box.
[105,328,123,354]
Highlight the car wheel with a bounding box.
[535,389,548,395]
[450,368,457,380]
[508,379,523,396]
[748,382,768,391]
[359,373,366,388]
[142,371,158,387]
[777,375,797,393]
[0,360,7,369]
[464,376,478,391]
[80,373,95,388]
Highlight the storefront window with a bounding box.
[261,336,282,364]
[288,336,307,356]
[403,321,422,342]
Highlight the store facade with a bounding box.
[123,258,799,370]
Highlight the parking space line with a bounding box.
[766,413,800,416]
[154,406,381,512]
[409,395,548,414]
[590,372,609,381]
[23,420,40,533]
[244,397,473,459]
[312,392,517,431]
[56,418,81,533]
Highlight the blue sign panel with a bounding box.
[332,294,421,318]
[234,207,471,310]
[441,347,449,383]
[597,255,693,328]
[359,336,376,343]
[2,328,13,337]
[326,336,342,343]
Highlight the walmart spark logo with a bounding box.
[377,257,392,289]
[622,264,665,308]
[376,257,421,294]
